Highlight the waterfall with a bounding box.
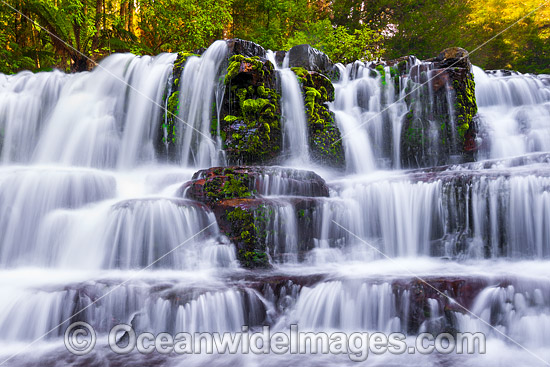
[474,66,550,159]
[177,41,228,167]
[267,51,310,164]
[1,41,550,367]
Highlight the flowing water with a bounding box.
[266,51,310,164]
[0,42,550,366]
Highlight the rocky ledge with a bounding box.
[181,166,330,268]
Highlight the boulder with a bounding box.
[287,44,339,80]
[182,166,330,268]
[226,39,267,59]
[181,166,330,201]
[400,48,478,168]
[435,47,471,69]
[220,55,282,164]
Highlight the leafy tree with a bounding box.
[466,0,550,72]
[286,19,384,63]
[135,0,233,54]
[230,0,329,50]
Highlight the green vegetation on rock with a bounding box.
[225,206,269,268]
[453,75,477,140]
[221,55,282,164]
[291,67,345,168]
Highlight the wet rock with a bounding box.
[291,67,345,168]
[226,38,267,59]
[220,55,282,164]
[287,44,339,80]
[402,277,488,334]
[400,48,478,168]
[274,50,286,68]
[182,166,329,268]
[181,166,330,202]
[434,47,471,69]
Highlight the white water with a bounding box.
[177,41,228,167]
[474,66,550,159]
[1,42,550,367]
[267,51,310,164]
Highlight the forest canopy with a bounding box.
[0,0,549,74]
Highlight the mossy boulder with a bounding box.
[220,55,282,164]
[181,166,258,205]
[287,44,340,81]
[181,166,330,202]
[181,166,330,268]
[400,48,478,168]
[292,67,345,168]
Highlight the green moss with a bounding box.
[225,206,270,268]
[161,91,179,144]
[291,68,344,167]
[204,173,253,202]
[224,55,265,85]
[291,66,310,84]
[257,85,268,98]
[453,74,477,139]
[221,78,281,162]
[173,51,197,70]
[224,115,239,123]
[242,98,270,116]
[375,64,386,85]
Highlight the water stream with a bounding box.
[0,42,549,366]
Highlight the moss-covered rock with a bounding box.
[291,67,345,168]
[182,166,257,204]
[220,55,282,164]
[400,48,478,168]
[182,166,330,202]
[287,44,340,81]
[452,70,478,157]
[181,166,330,268]
[216,200,271,268]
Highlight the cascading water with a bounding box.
[266,51,310,164]
[474,66,550,159]
[177,41,228,167]
[1,40,550,367]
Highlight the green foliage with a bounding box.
[135,0,232,54]
[1,0,548,74]
[0,0,232,73]
[285,19,384,64]
[331,0,549,73]
[230,0,331,51]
